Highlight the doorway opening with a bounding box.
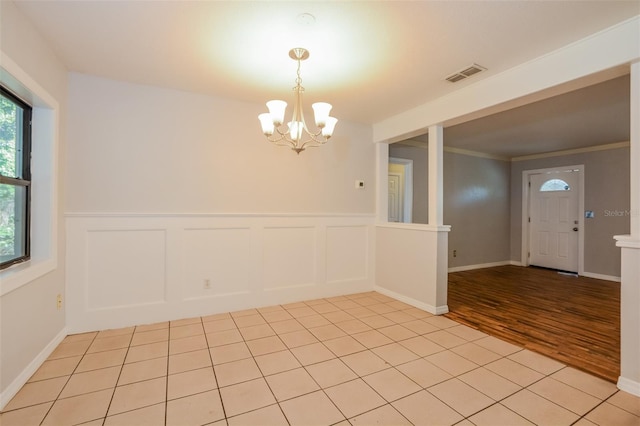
[388,157,413,223]
[522,165,585,274]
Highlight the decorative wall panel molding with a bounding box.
[87,229,167,310]
[326,225,369,284]
[66,214,375,333]
[263,226,317,290]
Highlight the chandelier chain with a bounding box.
[295,59,303,89]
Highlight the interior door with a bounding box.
[388,173,403,222]
[529,171,580,272]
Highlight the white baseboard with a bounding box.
[447,262,620,283]
[0,327,68,410]
[448,260,516,273]
[373,285,448,315]
[581,271,621,282]
[617,376,640,397]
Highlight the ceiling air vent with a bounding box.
[445,63,486,83]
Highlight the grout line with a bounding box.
[5,291,636,426]
[200,316,228,424]
[163,323,171,426]
[95,328,135,426]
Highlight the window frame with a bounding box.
[1,51,59,297]
[0,85,33,269]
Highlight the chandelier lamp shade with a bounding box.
[258,48,338,154]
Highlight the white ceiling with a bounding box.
[408,74,631,158]
[11,0,640,156]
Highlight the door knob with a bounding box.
[573,227,579,231]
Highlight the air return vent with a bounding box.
[445,63,486,83]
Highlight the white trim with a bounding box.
[511,141,630,162]
[374,285,449,315]
[0,259,57,296]
[388,138,626,164]
[393,139,427,149]
[615,235,640,249]
[389,157,413,223]
[581,271,621,282]
[617,376,640,397]
[376,222,451,232]
[397,139,511,162]
[444,146,510,162]
[65,212,377,219]
[448,260,514,273]
[428,125,444,226]
[0,327,68,410]
[521,165,585,275]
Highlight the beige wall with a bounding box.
[67,73,375,214]
[388,144,511,267]
[445,152,511,268]
[510,146,630,277]
[0,1,68,400]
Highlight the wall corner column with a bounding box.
[376,142,390,223]
[428,124,444,226]
[615,59,640,397]
[427,124,449,313]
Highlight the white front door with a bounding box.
[388,173,403,222]
[529,170,580,272]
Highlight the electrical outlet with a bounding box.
[204,279,211,289]
[56,294,63,310]
[453,249,457,258]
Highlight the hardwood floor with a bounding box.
[445,265,620,382]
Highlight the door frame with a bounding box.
[389,157,413,223]
[521,165,585,275]
[387,171,404,222]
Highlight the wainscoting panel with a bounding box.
[326,225,369,284]
[182,227,252,300]
[263,226,317,291]
[66,214,375,333]
[86,229,167,310]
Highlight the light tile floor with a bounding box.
[2,292,639,425]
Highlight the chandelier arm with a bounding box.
[274,124,290,138]
[299,137,328,151]
[266,133,285,143]
[301,129,327,148]
[268,138,298,152]
[268,125,327,147]
[302,143,325,150]
[266,130,296,149]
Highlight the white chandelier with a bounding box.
[258,48,338,154]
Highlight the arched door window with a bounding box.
[540,178,571,192]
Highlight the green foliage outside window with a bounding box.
[0,95,18,257]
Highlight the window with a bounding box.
[0,86,32,269]
[540,178,570,192]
